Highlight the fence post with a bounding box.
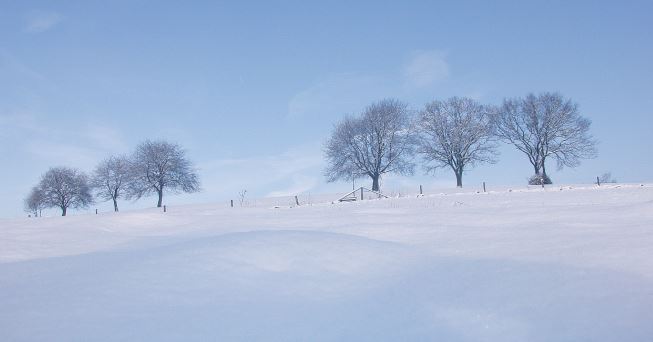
[230,200,234,208]
[597,176,601,186]
[95,209,98,215]
[419,185,423,195]
[163,205,166,213]
[295,195,299,206]
[483,182,486,193]
[360,187,364,200]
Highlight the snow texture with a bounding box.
[1,184,652,341]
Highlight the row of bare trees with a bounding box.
[25,140,200,217]
[324,92,597,191]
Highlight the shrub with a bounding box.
[528,173,552,185]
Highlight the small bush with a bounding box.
[528,174,552,185]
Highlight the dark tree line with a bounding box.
[25,140,200,217]
[325,92,597,190]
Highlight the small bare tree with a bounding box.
[417,97,498,187]
[238,189,247,207]
[90,155,132,212]
[599,172,617,184]
[128,140,200,207]
[324,99,415,192]
[24,186,46,217]
[496,92,597,183]
[36,167,93,216]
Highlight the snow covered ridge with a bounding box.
[1,184,652,341]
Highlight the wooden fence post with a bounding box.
[483,182,486,193]
[163,205,167,213]
[419,185,423,195]
[230,200,234,207]
[295,195,299,206]
[95,209,98,215]
[360,187,364,200]
[597,176,601,186]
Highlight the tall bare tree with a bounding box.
[496,92,597,183]
[417,97,497,187]
[128,140,200,207]
[90,155,132,212]
[24,186,46,217]
[36,167,93,216]
[324,99,415,192]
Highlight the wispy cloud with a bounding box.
[25,11,63,33]
[25,139,101,169]
[82,123,130,155]
[287,73,387,120]
[0,112,129,170]
[287,49,451,120]
[0,51,48,82]
[199,145,324,198]
[402,50,449,88]
[266,174,319,197]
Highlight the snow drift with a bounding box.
[1,184,652,341]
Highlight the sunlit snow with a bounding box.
[1,184,652,341]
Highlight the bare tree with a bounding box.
[90,155,132,212]
[238,189,247,207]
[324,99,415,192]
[128,140,200,207]
[417,97,498,187]
[599,172,617,184]
[36,167,93,216]
[24,186,46,217]
[496,92,597,183]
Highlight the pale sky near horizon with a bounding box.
[1,1,652,218]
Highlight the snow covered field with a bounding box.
[1,184,652,341]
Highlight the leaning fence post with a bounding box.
[597,176,601,186]
[295,195,299,206]
[419,185,423,195]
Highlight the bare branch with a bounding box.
[324,99,416,191]
[416,97,498,187]
[128,140,201,207]
[496,92,597,183]
[90,155,132,212]
[33,167,93,216]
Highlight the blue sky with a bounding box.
[1,1,652,218]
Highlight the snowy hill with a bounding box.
[1,184,653,341]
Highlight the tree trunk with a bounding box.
[371,175,380,192]
[157,190,163,208]
[455,171,463,188]
[61,206,67,216]
[113,198,119,212]
[533,163,540,175]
